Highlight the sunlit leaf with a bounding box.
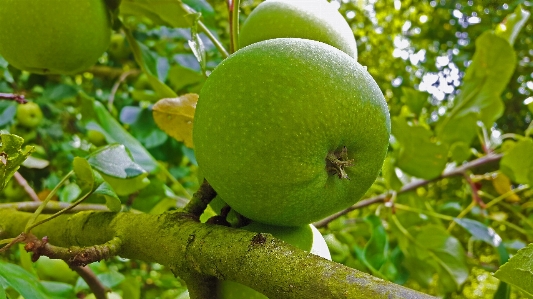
[494,243,533,297]
[0,134,34,190]
[495,4,531,45]
[500,138,533,185]
[73,157,94,192]
[437,30,518,144]
[120,0,194,28]
[491,171,521,202]
[152,94,198,148]
[400,87,427,116]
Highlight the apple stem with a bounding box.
[326,146,354,180]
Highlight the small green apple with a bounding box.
[108,33,131,60]
[16,102,43,128]
[193,38,390,226]
[87,129,107,146]
[239,0,357,59]
[217,223,331,298]
[0,0,111,74]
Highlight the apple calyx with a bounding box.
[326,146,354,180]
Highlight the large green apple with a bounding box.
[239,0,357,59]
[0,0,111,75]
[217,222,331,298]
[193,38,390,226]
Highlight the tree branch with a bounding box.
[314,153,503,228]
[0,209,436,299]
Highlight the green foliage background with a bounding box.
[1,0,533,298]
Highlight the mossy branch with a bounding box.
[0,208,435,299]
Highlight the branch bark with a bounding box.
[0,209,436,299]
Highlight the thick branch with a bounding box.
[315,154,503,227]
[0,209,435,299]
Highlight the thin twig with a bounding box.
[314,154,503,228]
[108,69,137,111]
[14,172,40,202]
[73,266,108,299]
[0,201,111,213]
[0,93,26,103]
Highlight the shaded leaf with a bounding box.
[500,138,533,185]
[81,98,159,173]
[363,215,388,271]
[392,117,448,179]
[153,94,198,148]
[454,218,502,247]
[0,261,50,299]
[494,243,533,297]
[168,62,204,91]
[124,29,177,99]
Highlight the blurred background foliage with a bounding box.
[1,0,532,298]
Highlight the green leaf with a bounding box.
[363,215,388,271]
[168,62,204,91]
[120,0,194,28]
[0,285,5,299]
[81,98,159,173]
[392,117,448,179]
[437,30,518,144]
[0,261,51,299]
[87,144,146,179]
[500,138,533,185]
[124,29,177,99]
[399,224,468,293]
[494,243,533,297]
[189,14,207,74]
[0,133,34,190]
[94,182,122,212]
[454,218,502,247]
[381,156,402,191]
[400,87,427,116]
[495,4,531,45]
[73,157,94,192]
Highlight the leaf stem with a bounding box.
[25,170,74,233]
[228,0,241,53]
[197,21,229,58]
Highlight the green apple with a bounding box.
[217,223,331,298]
[87,129,107,146]
[0,0,111,75]
[108,33,131,60]
[193,38,390,226]
[239,0,357,59]
[16,102,43,128]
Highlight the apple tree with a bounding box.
[1,0,533,298]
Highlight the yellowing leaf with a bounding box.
[152,94,198,148]
[492,171,520,202]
